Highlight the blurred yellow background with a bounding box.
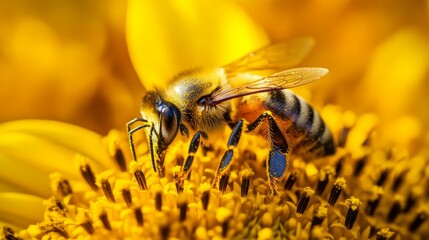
[0,1,143,134]
[1,0,428,150]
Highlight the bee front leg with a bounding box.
[175,130,208,193]
[211,119,245,188]
[246,111,289,196]
[126,118,157,173]
[179,124,189,137]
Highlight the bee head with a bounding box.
[141,92,181,154]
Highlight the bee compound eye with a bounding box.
[159,104,181,146]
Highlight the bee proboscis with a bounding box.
[127,38,335,195]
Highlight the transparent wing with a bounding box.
[209,68,328,104]
[223,38,315,77]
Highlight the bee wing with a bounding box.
[209,68,328,104]
[223,38,315,77]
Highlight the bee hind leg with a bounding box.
[246,111,290,196]
[211,119,245,189]
[175,130,208,193]
[267,148,288,196]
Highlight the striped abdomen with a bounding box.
[236,89,336,159]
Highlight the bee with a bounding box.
[127,38,336,195]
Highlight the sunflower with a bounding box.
[1,1,429,240]
[2,110,428,239]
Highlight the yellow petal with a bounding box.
[0,150,53,197]
[0,181,22,193]
[0,120,112,168]
[126,0,268,90]
[0,192,44,229]
[0,120,112,197]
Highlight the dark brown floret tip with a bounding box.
[387,198,403,223]
[134,169,148,190]
[375,168,389,186]
[392,170,408,192]
[57,179,73,197]
[173,166,184,194]
[101,179,115,203]
[81,221,94,235]
[134,207,143,226]
[353,156,367,176]
[2,226,19,240]
[409,211,427,232]
[338,126,351,148]
[80,162,98,191]
[376,228,394,240]
[219,173,230,193]
[334,156,345,177]
[43,225,69,239]
[284,171,297,190]
[221,219,230,238]
[366,187,384,216]
[99,213,112,231]
[345,197,361,230]
[316,166,335,195]
[311,205,327,228]
[122,188,132,208]
[297,187,314,214]
[328,177,346,206]
[201,190,210,210]
[114,147,127,172]
[54,199,66,211]
[241,177,250,197]
[160,225,170,240]
[239,168,254,197]
[179,201,188,222]
[404,191,419,213]
[155,192,163,211]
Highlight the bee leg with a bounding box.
[267,148,288,196]
[246,111,290,196]
[175,131,208,192]
[223,110,236,129]
[126,118,157,173]
[212,119,245,188]
[179,124,189,137]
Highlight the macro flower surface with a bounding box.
[2,112,428,239]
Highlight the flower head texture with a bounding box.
[1,111,429,239]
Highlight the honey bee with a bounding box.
[127,38,335,195]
